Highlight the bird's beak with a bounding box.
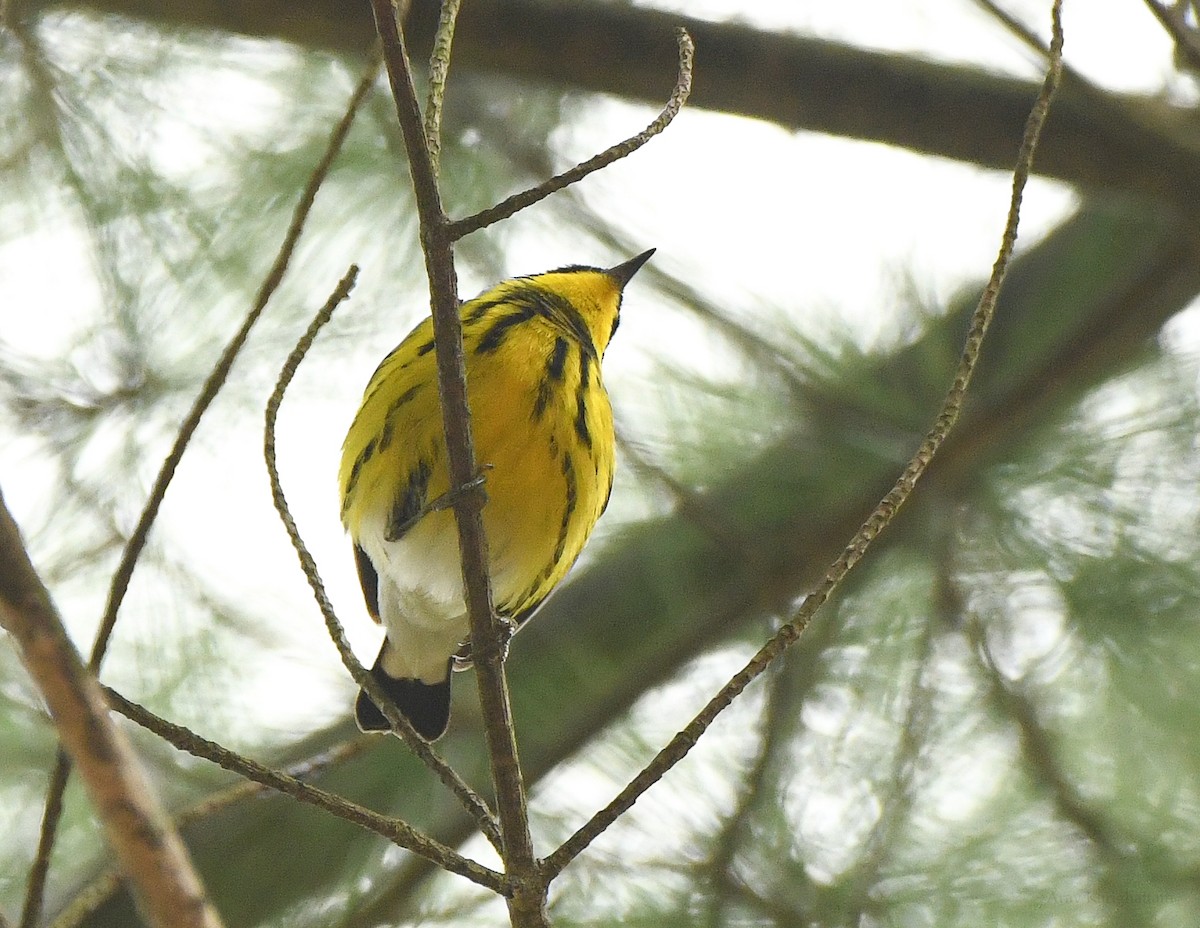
[606,248,656,288]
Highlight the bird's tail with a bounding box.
[355,645,452,740]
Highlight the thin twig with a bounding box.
[20,753,69,928]
[369,3,543,921]
[19,54,383,928]
[541,0,1065,881]
[448,27,694,241]
[424,0,464,176]
[91,50,382,673]
[261,266,501,851]
[0,493,224,928]
[101,687,506,894]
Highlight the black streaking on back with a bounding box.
[533,337,571,421]
[387,458,431,541]
[475,305,537,354]
[573,356,593,450]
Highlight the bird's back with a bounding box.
[339,276,617,624]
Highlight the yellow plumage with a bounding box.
[339,250,654,739]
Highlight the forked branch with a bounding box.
[367,4,693,923]
[448,27,694,240]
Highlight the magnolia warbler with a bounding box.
[339,249,654,739]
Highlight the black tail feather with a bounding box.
[355,655,452,740]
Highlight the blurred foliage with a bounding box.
[3,2,1200,928]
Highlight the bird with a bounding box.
[338,249,654,739]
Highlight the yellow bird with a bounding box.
[339,250,654,739]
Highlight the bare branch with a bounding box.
[448,27,694,240]
[369,3,544,921]
[101,686,506,893]
[0,494,224,928]
[541,0,1065,882]
[19,53,383,926]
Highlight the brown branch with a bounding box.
[448,27,693,240]
[369,3,544,922]
[0,494,224,928]
[262,265,502,851]
[19,52,383,928]
[541,0,1066,882]
[100,686,506,893]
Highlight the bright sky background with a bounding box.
[1,0,1193,742]
[4,4,1200,923]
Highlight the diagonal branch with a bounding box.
[19,49,383,928]
[0,494,224,928]
[448,27,693,240]
[46,736,377,928]
[541,0,1065,883]
[101,687,506,893]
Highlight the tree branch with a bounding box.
[19,52,383,927]
[51,0,1200,203]
[447,27,693,239]
[46,736,378,928]
[368,3,543,922]
[0,494,224,928]
[541,0,1065,882]
[100,686,506,893]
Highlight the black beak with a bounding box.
[606,248,656,288]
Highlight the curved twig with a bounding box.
[261,266,502,852]
[448,27,694,241]
[20,50,383,928]
[101,686,505,893]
